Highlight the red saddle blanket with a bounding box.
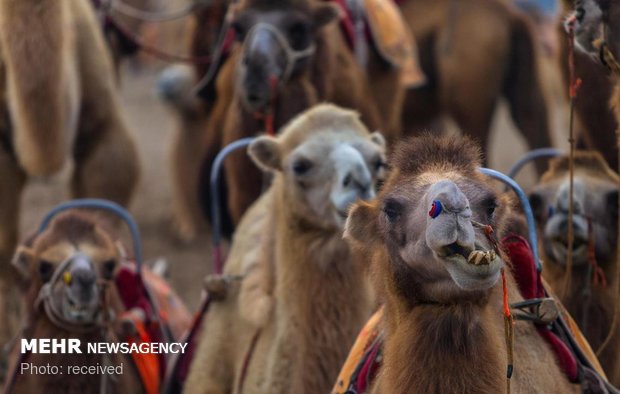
[332,234,609,393]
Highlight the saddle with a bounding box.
[332,234,611,394]
[334,0,425,87]
[115,260,192,394]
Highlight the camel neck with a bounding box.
[379,280,507,393]
[269,182,371,392]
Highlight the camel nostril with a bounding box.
[343,173,352,187]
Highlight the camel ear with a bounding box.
[344,201,380,247]
[369,131,386,150]
[249,136,282,172]
[312,3,341,29]
[11,246,35,279]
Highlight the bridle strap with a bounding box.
[34,255,113,334]
[244,22,317,85]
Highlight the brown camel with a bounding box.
[5,212,145,393]
[397,0,553,172]
[184,104,386,394]
[0,0,140,345]
[529,152,620,386]
[344,134,579,393]
[196,0,397,231]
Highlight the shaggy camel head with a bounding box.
[345,135,507,303]
[529,152,619,267]
[571,0,620,62]
[228,0,340,112]
[249,104,386,230]
[12,212,120,326]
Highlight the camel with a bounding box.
[0,0,140,345]
[183,104,386,394]
[397,0,553,172]
[344,133,579,393]
[5,211,145,393]
[529,152,620,386]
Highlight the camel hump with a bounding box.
[0,0,78,177]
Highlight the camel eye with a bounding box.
[38,260,54,282]
[484,199,498,219]
[383,200,402,222]
[292,158,313,176]
[576,6,585,22]
[374,158,386,172]
[231,21,249,41]
[102,260,116,280]
[288,22,310,49]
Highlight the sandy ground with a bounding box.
[17,59,570,313]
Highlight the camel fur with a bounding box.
[184,104,386,394]
[345,134,579,393]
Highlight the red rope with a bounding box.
[587,218,608,289]
[238,328,262,392]
[253,75,278,136]
[566,15,583,99]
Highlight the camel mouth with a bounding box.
[61,289,99,323]
[440,243,503,291]
[551,235,588,251]
[549,238,588,265]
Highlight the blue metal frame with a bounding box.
[480,168,542,272]
[38,198,143,267]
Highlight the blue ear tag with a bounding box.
[547,205,554,219]
[429,200,443,219]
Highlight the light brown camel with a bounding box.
[344,134,579,393]
[0,0,140,345]
[529,152,620,386]
[183,104,386,394]
[5,212,144,393]
[398,0,553,172]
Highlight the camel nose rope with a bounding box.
[35,255,113,334]
[244,22,316,86]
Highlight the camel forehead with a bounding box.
[285,129,373,156]
[541,167,618,187]
[34,238,117,264]
[382,170,493,205]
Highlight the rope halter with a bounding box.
[243,22,317,85]
[35,253,114,334]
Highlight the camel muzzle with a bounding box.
[58,254,101,323]
[425,180,503,290]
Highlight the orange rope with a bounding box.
[501,268,514,394]
[563,11,582,299]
